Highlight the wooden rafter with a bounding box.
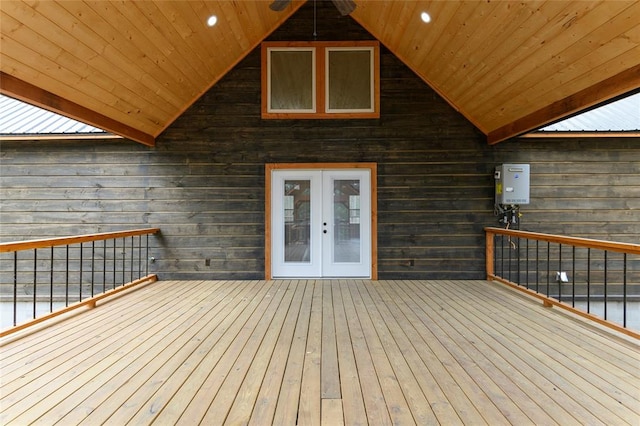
[0,72,155,146]
[487,64,640,145]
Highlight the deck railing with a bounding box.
[0,228,160,335]
[485,227,640,338]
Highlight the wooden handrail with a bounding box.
[484,227,640,255]
[0,228,160,253]
[485,227,639,339]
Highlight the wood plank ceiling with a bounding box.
[1,0,639,146]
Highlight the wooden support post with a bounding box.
[486,230,495,280]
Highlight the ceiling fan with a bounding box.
[269,0,356,16]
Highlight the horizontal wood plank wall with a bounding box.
[492,139,640,242]
[1,1,639,281]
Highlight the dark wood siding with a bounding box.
[1,2,639,280]
[495,139,640,242]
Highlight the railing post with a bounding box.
[486,230,494,279]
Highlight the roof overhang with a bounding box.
[1,1,639,146]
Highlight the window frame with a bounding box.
[261,41,380,119]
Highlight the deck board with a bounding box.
[271,280,314,425]
[351,279,428,425]
[386,281,509,424]
[339,280,391,426]
[1,279,638,425]
[443,280,638,424]
[297,280,322,426]
[332,280,368,425]
[429,283,580,425]
[67,280,246,425]
[416,281,576,425]
[320,281,340,401]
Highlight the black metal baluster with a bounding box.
[2,230,157,329]
[91,241,95,297]
[546,242,550,297]
[517,237,521,285]
[13,251,17,326]
[79,243,83,302]
[500,235,505,278]
[571,246,576,308]
[50,246,54,313]
[33,249,37,319]
[525,239,529,289]
[623,254,627,328]
[66,244,70,307]
[145,234,150,277]
[113,238,117,290]
[586,248,591,313]
[508,236,512,282]
[603,250,608,320]
[103,239,107,294]
[496,234,501,274]
[558,244,562,302]
[122,238,126,286]
[130,236,134,283]
[536,240,540,293]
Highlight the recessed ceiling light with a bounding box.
[207,15,218,27]
[421,12,431,23]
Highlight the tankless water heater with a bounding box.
[495,164,530,205]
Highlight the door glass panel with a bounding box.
[333,179,360,263]
[284,180,311,262]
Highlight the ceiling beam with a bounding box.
[487,64,640,145]
[0,72,155,147]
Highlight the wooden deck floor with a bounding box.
[0,279,638,425]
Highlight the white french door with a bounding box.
[271,168,371,278]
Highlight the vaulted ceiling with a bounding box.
[1,0,639,146]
